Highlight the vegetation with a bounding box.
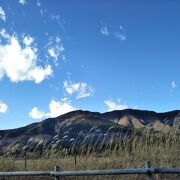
[0,129,179,180]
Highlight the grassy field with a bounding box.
[0,131,179,179]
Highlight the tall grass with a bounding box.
[0,128,179,179]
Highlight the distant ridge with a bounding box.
[0,109,179,157]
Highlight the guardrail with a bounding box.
[0,161,179,180]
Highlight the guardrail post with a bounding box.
[74,150,77,166]
[24,156,27,170]
[54,166,60,180]
[24,151,27,170]
[145,161,153,180]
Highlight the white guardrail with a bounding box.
[0,161,179,180]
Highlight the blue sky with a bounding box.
[0,0,179,129]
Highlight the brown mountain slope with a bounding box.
[0,109,179,157]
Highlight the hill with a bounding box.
[0,109,179,157]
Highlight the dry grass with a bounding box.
[0,130,179,179]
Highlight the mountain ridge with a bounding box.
[0,109,179,157]
[0,109,180,136]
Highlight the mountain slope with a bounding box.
[0,109,179,157]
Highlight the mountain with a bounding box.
[0,109,179,157]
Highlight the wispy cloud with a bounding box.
[39,9,47,16]
[35,0,46,17]
[113,26,126,41]
[0,29,52,83]
[0,6,6,22]
[37,0,41,7]
[63,80,94,99]
[100,23,126,41]
[100,22,109,36]
[104,99,128,111]
[114,32,126,41]
[49,82,61,91]
[0,101,8,113]
[29,98,77,119]
[132,106,139,110]
[18,0,27,6]
[50,14,66,29]
[172,81,177,88]
[23,35,34,46]
[47,36,64,65]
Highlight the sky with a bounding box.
[0,0,179,130]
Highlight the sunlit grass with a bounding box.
[0,129,179,179]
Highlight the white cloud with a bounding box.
[37,0,41,7]
[0,29,10,39]
[29,98,77,119]
[63,81,94,99]
[40,9,43,15]
[47,36,64,65]
[114,32,126,41]
[114,25,126,41]
[63,81,80,95]
[51,14,65,28]
[29,107,45,119]
[0,29,52,83]
[51,15,61,24]
[23,36,34,46]
[133,106,139,109]
[28,66,52,83]
[100,23,126,41]
[47,99,76,117]
[36,0,46,16]
[172,81,177,88]
[48,48,57,60]
[0,6,6,22]
[19,0,27,6]
[0,102,8,113]
[100,22,109,36]
[104,99,128,111]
